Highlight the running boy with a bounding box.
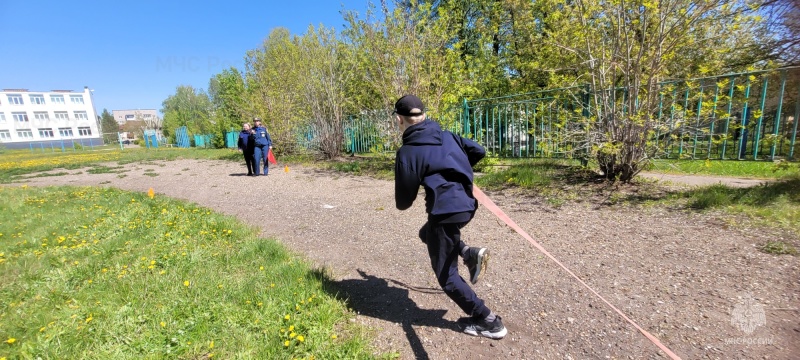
[393,94,507,339]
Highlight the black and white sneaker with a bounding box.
[463,247,488,284]
[459,316,507,339]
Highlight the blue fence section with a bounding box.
[225,131,238,148]
[144,130,159,149]
[193,134,213,148]
[175,126,190,148]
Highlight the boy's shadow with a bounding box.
[318,269,460,360]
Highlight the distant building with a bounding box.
[0,87,101,149]
[112,109,158,125]
[112,109,161,144]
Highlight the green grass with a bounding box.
[325,155,395,180]
[475,159,598,195]
[0,186,382,359]
[665,175,800,234]
[647,159,800,179]
[0,148,230,183]
[86,165,127,175]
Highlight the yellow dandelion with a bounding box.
[331,334,337,339]
[284,314,290,320]
[6,338,15,344]
[289,325,294,331]
[209,340,214,349]
[184,280,190,287]
[85,315,93,323]
[284,340,290,347]
[208,354,214,358]
[290,332,296,338]
[148,188,155,199]
[270,283,275,288]
[160,321,166,327]
[39,327,46,332]
[259,266,264,271]
[217,284,223,289]
[296,335,304,342]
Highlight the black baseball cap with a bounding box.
[393,95,425,116]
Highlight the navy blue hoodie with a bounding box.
[238,130,255,153]
[395,119,486,218]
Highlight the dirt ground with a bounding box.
[17,160,800,359]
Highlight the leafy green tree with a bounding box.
[99,109,119,143]
[209,67,248,148]
[245,28,307,154]
[160,85,213,142]
[531,0,771,181]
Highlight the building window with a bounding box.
[78,127,92,136]
[70,95,84,104]
[34,112,50,121]
[59,127,74,137]
[38,128,54,138]
[125,114,135,120]
[17,129,33,139]
[12,112,29,123]
[54,111,69,120]
[7,94,24,105]
[74,111,88,120]
[143,114,153,118]
[50,94,65,104]
[30,94,46,105]
[0,130,10,141]
[0,112,5,122]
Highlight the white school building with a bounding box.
[0,87,102,149]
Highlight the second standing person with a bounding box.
[252,118,272,176]
[238,122,256,176]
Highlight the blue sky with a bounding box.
[0,0,370,115]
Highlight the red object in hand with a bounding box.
[267,148,277,164]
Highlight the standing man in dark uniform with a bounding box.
[252,118,273,176]
[237,122,256,176]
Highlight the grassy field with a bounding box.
[0,186,386,359]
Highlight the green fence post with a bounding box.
[770,71,786,160]
[790,84,800,159]
[462,98,470,137]
[708,83,720,159]
[722,77,736,159]
[739,79,752,160]
[693,86,704,159]
[752,76,769,159]
[679,87,690,157]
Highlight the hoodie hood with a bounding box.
[402,119,443,146]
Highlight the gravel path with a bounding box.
[19,159,800,359]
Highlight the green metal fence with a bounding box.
[455,67,800,160]
[304,67,799,160]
